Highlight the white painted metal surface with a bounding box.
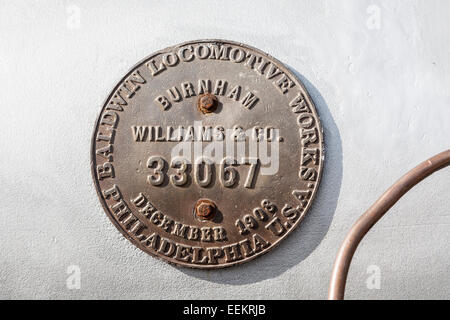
[0,0,449,299]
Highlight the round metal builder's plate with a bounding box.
[91,39,324,269]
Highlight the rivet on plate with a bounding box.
[197,93,218,114]
[195,198,217,220]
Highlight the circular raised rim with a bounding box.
[90,39,325,269]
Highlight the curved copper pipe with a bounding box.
[328,149,450,300]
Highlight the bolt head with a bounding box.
[197,93,218,113]
[195,199,216,220]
